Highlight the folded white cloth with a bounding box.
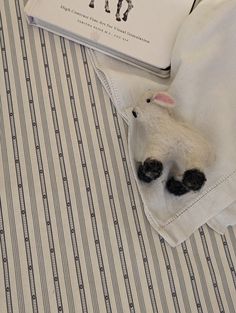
[88,0,236,246]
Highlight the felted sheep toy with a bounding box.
[131,90,215,196]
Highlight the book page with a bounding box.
[26,0,194,69]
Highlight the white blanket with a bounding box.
[88,0,236,246]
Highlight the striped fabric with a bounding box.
[1,0,236,312]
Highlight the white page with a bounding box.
[25,0,195,70]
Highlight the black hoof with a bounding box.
[137,158,163,183]
[138,165,153,183]
[122,16,127,21]
[89,3,94,8]
[105,9,111,13]
[166,177,189,196]
[116,17,121,21]
[182,169,206,191]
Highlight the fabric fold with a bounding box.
[88,0,236,246]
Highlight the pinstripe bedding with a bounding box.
[1,0,236,312]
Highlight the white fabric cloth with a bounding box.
[88,0,236,246]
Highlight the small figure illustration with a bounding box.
[116,0,133,21]
[88,0,134,22]
[89,0,111,13]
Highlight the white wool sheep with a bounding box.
[131,90,215,196]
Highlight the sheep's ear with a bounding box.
[152,92,176,108]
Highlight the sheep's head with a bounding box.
[131,90,176,123]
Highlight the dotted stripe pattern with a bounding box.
[81,46,135,312]
[159,236,180,313]
[221,235,236,289]
[0,197,13,313]
[14,1,65,311]
[181,242,203,312]
[199,227,225,313]
[0,12,38,313]
[38,29,88,313]
[59,36,112,313]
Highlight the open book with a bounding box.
[25,0,197,77]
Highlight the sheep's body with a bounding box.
[145,112,214,173]
[132,90,215,196]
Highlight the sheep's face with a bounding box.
[131,90,176,124]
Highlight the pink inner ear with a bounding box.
[154,92,175,105]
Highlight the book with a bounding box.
[25,0,197,77]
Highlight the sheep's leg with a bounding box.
[89,0,95,8]
[116,0,123,21]
[182,169,206,191]
[182,156,207,191]
[137,158,163,183]
[137,146,167,183]
[122,0,133,21]
[105,0,110,13]
[166,159,206,196]
[166,169,206,196]
[166,177,189,196]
